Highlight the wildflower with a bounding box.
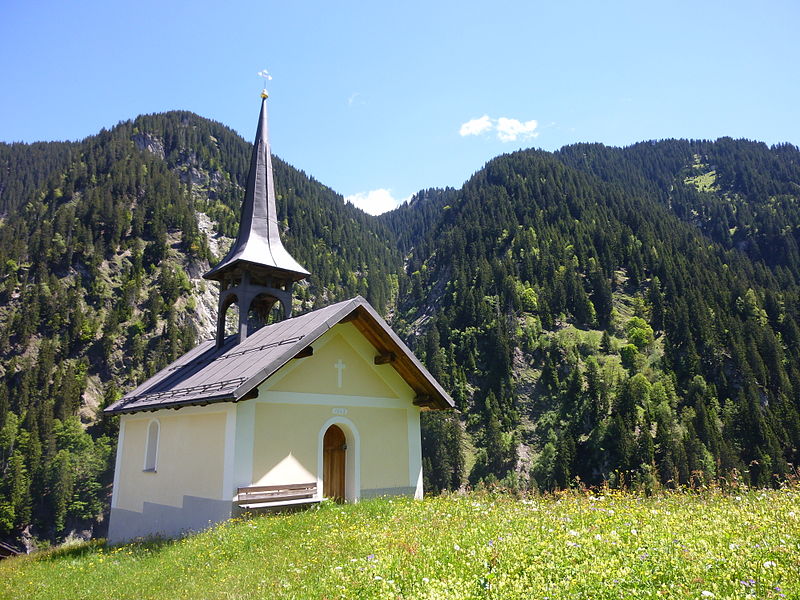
[701,591,714,598]
[763,560,777,568]
[422,577,430,583]
[453,543,462,551]
[366,554,376,561]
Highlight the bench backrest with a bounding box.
[235,482,317,505]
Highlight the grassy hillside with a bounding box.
[2,490,797,599]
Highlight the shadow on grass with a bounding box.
[36,535,178,562]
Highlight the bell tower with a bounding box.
[203,90,309,347]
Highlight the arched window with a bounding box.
[144,420,159,472]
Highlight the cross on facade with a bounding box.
[334,359,346,388]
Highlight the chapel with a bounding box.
[104,91,452,544]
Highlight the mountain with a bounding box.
[1,112,799,544]
[388,140,800,492]
[0,112,402,543]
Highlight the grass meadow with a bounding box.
[1,488,798,599]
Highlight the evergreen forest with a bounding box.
[1,110,799,546]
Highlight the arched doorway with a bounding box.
[323,425,346,502]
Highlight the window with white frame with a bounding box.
[144,420,159,471]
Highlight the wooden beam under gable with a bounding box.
[413,395,435,408]
[374,352,396,365]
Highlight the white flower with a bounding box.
[569,530,580,537]
[701,591,714,598]
[422,577,430,583]
[763,560,777,568]
[453,543,461,551]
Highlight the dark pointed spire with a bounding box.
[204,92,309,282]
[205,92,309,347]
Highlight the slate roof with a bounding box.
[105,296,453,414]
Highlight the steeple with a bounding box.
[204,91,309,347]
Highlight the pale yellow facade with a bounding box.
[109,322,424,541]
[113,408,227,513]
[248,322,421,499]
[250,402,412,494]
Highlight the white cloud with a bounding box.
[345,189,410,215]
[459,115,539,142]
[496,117,539,142]
[459,115,493,137]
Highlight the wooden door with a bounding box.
[323,425,346,502]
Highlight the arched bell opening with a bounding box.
[216,293,240,346]
[246,293,288,333]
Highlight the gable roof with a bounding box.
[105,296,453,414]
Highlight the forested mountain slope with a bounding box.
[0,141,78,215]
[1,112,799,547]
[385,140,800,493]
[0,112,402,544]
[557,139,800,275]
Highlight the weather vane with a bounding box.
[257,69,272,99]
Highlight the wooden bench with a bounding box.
[235,482,319,509]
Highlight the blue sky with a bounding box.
[2,0,798,214]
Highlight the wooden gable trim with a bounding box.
[347,305,452,409]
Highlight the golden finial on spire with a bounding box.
[257,69,272,99]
